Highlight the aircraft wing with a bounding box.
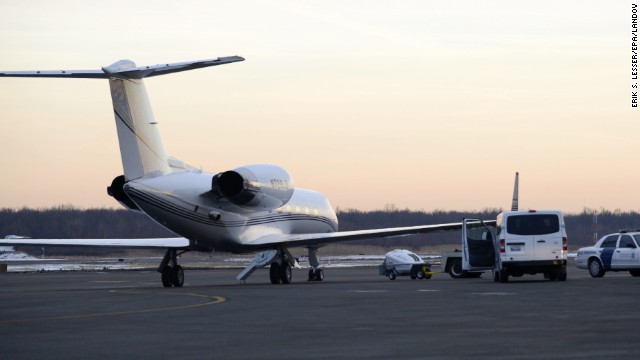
[244,220,497,249]
[0,237,190,249]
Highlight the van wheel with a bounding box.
[448,259,465,279]
[558,267,567,281]
[417,270,425,279]
[499,269,509,283]
[388,271,396,280]
[629,269,640,277]
[588,259,605,278]
[493,271,500,282]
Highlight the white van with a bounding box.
[462,210,568,282]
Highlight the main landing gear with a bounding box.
[237,247,326,284]
[269,248,296,284]
[159,248,186,287]
[269,261,292,284]
[307,247,324,282]
[268,247,326,283]
[308,268,324,281]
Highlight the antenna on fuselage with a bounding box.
[511,172,519,211]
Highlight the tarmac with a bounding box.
[1,264,640,359]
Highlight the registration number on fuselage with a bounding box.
[270,178,290,190]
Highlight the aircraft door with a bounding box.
[463,218,496,271]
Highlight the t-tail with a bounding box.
[511,172,519,211]
[0,56,244,181]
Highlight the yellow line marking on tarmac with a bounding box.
[0,290,226,324]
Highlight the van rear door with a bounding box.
[505,213,562,261]
[505,214,539,261]
[462,218,496,271]
[531,214,563,261]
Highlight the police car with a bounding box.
[575,230,640,277]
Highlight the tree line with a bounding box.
[0,206,638,255]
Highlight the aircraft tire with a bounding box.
[280,264,292,284]
[171,265,184,287]
[270,263,281,284]
[161,266,172,287]
[315,269,324,281]
[308,269,315,281]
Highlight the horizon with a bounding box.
[1,1,637,213]
[1,204,637,217]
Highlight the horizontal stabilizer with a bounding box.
[0,56,244,79]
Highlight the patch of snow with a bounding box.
[0,248,39,261]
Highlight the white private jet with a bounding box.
[0,56,479,287]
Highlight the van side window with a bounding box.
[618,235,636,248]
[506,215,560,235]
[634,235,640,248]
[600,235,619,248]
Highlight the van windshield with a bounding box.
[506,214,560,235]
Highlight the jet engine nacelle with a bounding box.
[107,175,140,212]
[211,164,294,210]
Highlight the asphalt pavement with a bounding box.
[1,264,639,359]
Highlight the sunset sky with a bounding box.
[0,1,637,213]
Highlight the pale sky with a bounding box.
[0,1,637,213]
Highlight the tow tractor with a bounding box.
[379,249,434,280]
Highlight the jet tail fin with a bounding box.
[511,172,519,211]
[0,56,244,180]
